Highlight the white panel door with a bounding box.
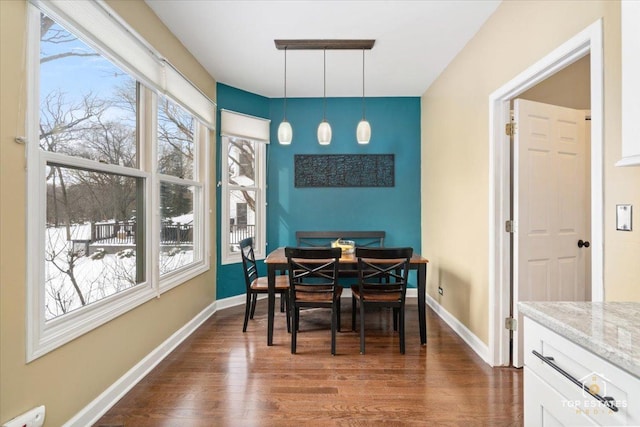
[513,99,588,368]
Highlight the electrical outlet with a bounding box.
[2,406,45,427]
[438,286,444,295]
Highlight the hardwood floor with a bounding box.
[96,299,523,426]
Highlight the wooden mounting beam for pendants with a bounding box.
[274,39,375,50]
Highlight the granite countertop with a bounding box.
[518,301,640,378]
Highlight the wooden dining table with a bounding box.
[264,247,429,347]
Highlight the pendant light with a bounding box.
[277,48,292,145]
[317,49,332,145]
[356,49,371,144]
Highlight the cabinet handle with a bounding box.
[532,350,618,412]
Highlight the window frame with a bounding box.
[25,3,211,362]
[155,95,210,292]
[220,135,267,265]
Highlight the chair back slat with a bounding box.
[240,237,258,290]
[285,247,341,303]
[355,247,413,302]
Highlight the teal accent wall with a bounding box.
[268,96,421,249]
[216,83,421,299]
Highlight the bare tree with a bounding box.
[158,97,194,161]
[44,246,75,319]
[227,139,257,212]
[44,228,86,309]
[40,14,99,64]
[70,115,138,221]
[41,90,109,225]
[101,253,137,293]
[158,97,196,217]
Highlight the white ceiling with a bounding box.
[145,0,501,98]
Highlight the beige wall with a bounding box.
[421,0,640,346]
[520,54,591,110]
[0,1,217,425]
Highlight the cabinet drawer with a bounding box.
[525,366,598,426]
[524,317,640,426]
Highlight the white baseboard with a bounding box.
[425,295,490,364]
[215,293,248,311]
[64,301,217,427]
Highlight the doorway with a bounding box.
[488,20,604,367]
[510,98,591,367]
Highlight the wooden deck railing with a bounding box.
[92,221,137,245]
[89,221,254,246]
[91,220,195,245]
[230,224,255,245]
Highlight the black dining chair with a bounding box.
[351,247,413,354]
[285,247,343,355]
[240,237,289,333]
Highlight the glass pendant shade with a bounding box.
[278,48,292,145]
[278,120,292,145]
[357,119,371,144]
[317,120,332,145]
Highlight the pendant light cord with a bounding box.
[361,48,366,120]
[323,49,327,121]
[283,48,287,120]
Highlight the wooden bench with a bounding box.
[295,231,387,279]
[295,231,385,248]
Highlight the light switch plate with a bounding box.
[616,204,632,231]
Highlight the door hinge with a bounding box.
[505,122,517,136]
[505,220,515,233]
[505,317,518,331]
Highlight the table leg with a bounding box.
[267,264,275,346]
[418,264,427,345]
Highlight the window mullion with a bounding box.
[228,185,259,191]
[256,142,267,258]
[146,88,160,296]
[158,174,201,188]
[43,151,149,178]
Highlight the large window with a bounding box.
[26,2,212,360]
[219,110,269,264]
[157,96,204,278]
[221,135,266,264]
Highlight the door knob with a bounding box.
[578,240,590,248]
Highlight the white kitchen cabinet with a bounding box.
[523,317,640,426]
[525,366,598,426]
[617,0,640,166]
